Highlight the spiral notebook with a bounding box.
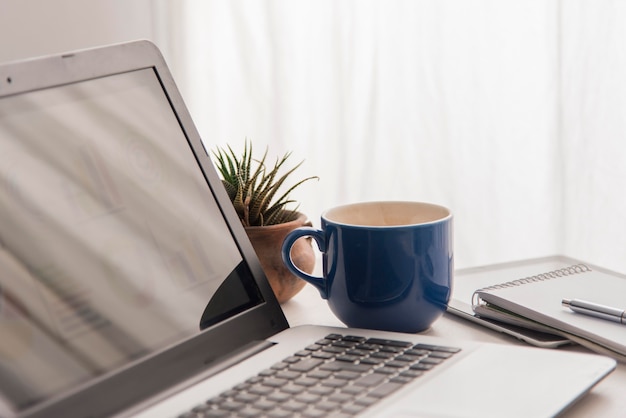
[448,259,572,349]
[468,256,626,361]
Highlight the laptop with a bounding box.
[0,40,615,418]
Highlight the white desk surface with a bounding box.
[282,283,626,418]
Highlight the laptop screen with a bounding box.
[0,68,264,411]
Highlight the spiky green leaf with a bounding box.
[212,140,318,226]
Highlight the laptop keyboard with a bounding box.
[180,333,461,418]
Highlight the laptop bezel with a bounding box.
[0,40,290,418]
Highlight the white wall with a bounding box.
[561,1,626,273]
[167,1,563,269]
[0,0,159,63]
[167,1,626,272]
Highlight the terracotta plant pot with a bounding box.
[245,213,315,303]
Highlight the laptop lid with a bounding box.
[0,40,289,418]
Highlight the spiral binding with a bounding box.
[471,263,591,307]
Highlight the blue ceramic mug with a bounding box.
[282,201,453,333]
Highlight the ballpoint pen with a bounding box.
[562,298,626,324]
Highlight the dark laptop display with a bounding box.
[0,45,286,417]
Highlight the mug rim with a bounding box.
[321,200,452,228]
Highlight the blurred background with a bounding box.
[1,0,625,271]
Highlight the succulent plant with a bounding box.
[212,141,318,227]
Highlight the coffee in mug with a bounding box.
[281,201,453,333]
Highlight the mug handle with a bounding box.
[281,226,328,299]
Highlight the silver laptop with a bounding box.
[0,41,615,418]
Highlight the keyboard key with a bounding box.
[354,396,380,407]
[379,345,405,353]
[395,354,421,363]
[267,391,291,403]
[233,382,250,391]
[313,401,342,412]
[360,357,385,365]
[270,362,290,370]
[343,335,367,342]
[400,370,423,378]
[429,351,455,359]
[252,399,278,410]
[203,410,230,418]
[282,400,307,411]
[371,351,395,359]
[336,354,361,362]
[245,375,264,384]
[409,363,434,371]
[341,385,363,395]
[239,407,263,417]
[368,382,404,398]
[307,369,332,379]
[390,376,413,384]
[328,392,354,403]
[342,403,367,415]
[355,343,379,351]
[405,348,430,356]
[323,413,352,418]
[322,345,345,354]
[320,361,370,373]
[302,408,327,417]
[294,393,322,404]
[413,343,461,353]
[233,392,260,403]
[275,370,300,380]
[206,396,224,406]
[321,378,347,388]
[263,377,288,387]
[259,368,276,377]
[354,373,386,387]
[281,383,306,394]
[421,357,444,365]
[335,370,361,380]
[191,403,212,413]
[374,366,398,375]
[267,409,292,418]
[311,351,335,360]
[294,377,318,387]
[332,340,357,348]
[219,389,238,398]
[385,360,409,368]
[366,338,413,348]
[247,385,274,396]
[220,400,245,411]
[290,358,323,372]
[346,349,370,357]
[309,385,335,396]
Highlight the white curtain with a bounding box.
[156,0,626,272]
[561,2,626,273]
